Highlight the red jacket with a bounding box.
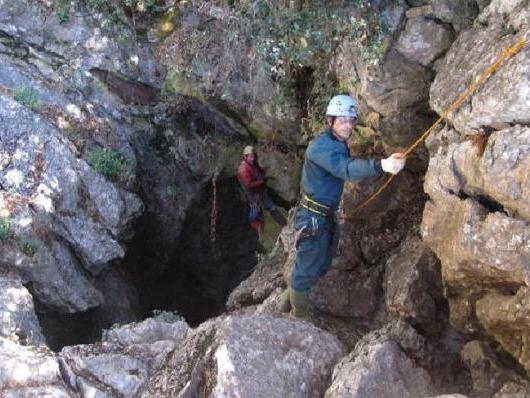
[237,159,266,191]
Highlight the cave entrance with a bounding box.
[130,177,261,326]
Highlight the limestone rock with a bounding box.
[161,5,300,143]
[0,386,73,397]
[103,317,189,346]
[475,288,530,374]
[0,95,142,313]
[147,315,345,398]
[430,395,470,398]
[384,234,444,331]
[425,126,530,220]
[336,42,434,146]
[461,340,530,397]
[0,275,45,346]
[59,315,189,398]
[0,337,68,394]
[428,0,478,32]
[325,321,434,398]
[396,17,455,66]
[255,148,302,204]
[0,0,163,86]
[310,266,382,318]
[60,343,150,398]
[430,2,530,133]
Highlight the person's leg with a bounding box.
[290,209,330,319]
[263,193,287,226]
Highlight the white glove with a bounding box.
[381,153,406,175]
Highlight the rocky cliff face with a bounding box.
[422,0,530,392]
[0,0,529,397]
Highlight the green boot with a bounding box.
[278,287,292,313]
[289,289,312,320]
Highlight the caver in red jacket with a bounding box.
[237,158,267,232]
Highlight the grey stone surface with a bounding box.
[430,2,530,133]
[103,318,189,346]
[396,17,454,66]
[325,321,434,398]
[384,234,443,331]
[148,315,346,398]
[0,95,141,313]
[0,337,66,392]
[0,275,45,346]
[60,343,149,398]
[461,340,530,397]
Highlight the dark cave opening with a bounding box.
[128,177,262,326]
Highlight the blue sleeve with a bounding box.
[308,142,381,182]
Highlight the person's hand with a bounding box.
[381,153,406,175]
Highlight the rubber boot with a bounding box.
[269,208,287,226]
[278,287,292,313]
[289,289,312,320]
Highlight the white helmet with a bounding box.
[326,95,358,118]
[243,145,256,155]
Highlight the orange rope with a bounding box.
[350,37,528,215]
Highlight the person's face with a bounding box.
[244,153,257,164]
[331,116,357,141]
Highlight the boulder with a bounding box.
[161,3,300,143]
[60,343,150,398]
[475,288,530,374]
[424,126,530,220]
[0,95,142,313]
[103,317,189,346]
[0,0,163,87]
[59,317,189,397]
[461,340,530,397]
[0,386,73,397]
[384,234,444,332]
[422,195,530,330]
[396,17,454,66]
[310,266,382,318]
[428,0,478,32]
[430,2,530,133]
[0,275,45,346]
[324,320,434,398]
[0,337,68,394]
[147,315,345,397]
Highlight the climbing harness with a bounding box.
[300,193,332,217]
[350,36,529,215]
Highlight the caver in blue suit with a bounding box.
[284,94,406,320]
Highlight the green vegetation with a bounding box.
[17,238,39,257]
[86,148,128,181]
[101,322,123,340]
[0,218,10,242]
[500,23,517,37]
[152,309,184,323]
[13,87,41,112]
[56,0,157,27]
[165,0,393,139]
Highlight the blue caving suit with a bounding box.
[292,128,383,292]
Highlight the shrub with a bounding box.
[86,148,128,181]
[0,218,10,242]
[18,238,39,257]
[56,0,158,26]
[152,309,184,323]
[13,87,41,112]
